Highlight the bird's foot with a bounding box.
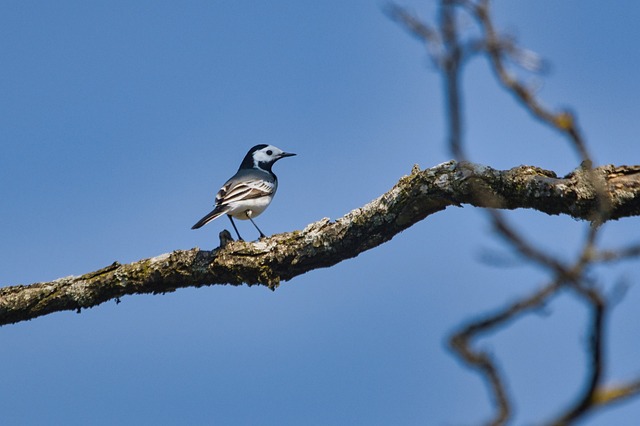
[218,230,234,248]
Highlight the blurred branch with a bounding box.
[440,1,465,159]
[466,0,590,162]
[594,244,640,263]
[392,1,640,424]
[551,289,606,424]
[2,160,640,326]
[450,280,562,425]
[592,379,640,408]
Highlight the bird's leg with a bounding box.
[247,216,266,239]
[227,215,243,241]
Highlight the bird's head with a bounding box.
[240,144,296,172]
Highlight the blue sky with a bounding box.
[1,1,639,424]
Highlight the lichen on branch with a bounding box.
[1,160,639,326]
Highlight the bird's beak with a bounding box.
[280,152,296,158]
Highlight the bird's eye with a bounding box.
[266,150,273,155]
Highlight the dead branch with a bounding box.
[1,160,639,326]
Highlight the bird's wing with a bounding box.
[216,178,275,206]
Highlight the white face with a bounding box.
[252,145,285,165]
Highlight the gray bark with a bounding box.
[2,160,639,326]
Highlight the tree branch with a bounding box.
[2,160,640,326]
[390,2,640,423]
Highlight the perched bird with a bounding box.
[191,144,296,241]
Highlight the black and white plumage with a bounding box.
[191,144,296,241]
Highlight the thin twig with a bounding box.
[450,280,562,426]
[549,290,607,425]
[390,1,640,424]
[468,0,591,163]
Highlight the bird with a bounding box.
[191,144,296,241]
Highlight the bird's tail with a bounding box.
[191,207,228,229]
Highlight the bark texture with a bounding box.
[2,160,639,326]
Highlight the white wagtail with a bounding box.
[191,144,296,241]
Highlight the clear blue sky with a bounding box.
[1,1,639,425]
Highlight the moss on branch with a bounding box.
[1,160,639,326]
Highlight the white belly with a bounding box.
[226,195,273,220]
